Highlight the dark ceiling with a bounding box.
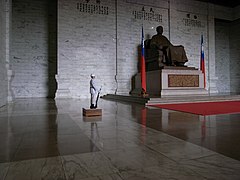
[196,0,240,7]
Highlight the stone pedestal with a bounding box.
[131,67,208,97]
[83,108,102,117]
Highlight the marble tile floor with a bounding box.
[0,98,240,180]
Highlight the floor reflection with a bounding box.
[0,100,99,163]
[0,98,240,180]
[0,98,240,163]
[131,105,240,161]
[83,116,102,152]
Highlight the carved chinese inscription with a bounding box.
[168,75,199,87]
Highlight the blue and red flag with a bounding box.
[200,35,206,88]
[141,25,146,93]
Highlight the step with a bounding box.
[147,95,240,105]
[101,94,149,104]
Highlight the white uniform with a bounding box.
[90,75,98,108]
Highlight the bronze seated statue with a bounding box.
[145,26,188,71]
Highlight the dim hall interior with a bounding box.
[0,0,240,179]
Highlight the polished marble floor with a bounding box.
[0,98,240,179]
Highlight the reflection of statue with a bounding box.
[145,26,188,71]
[90,122,100,151]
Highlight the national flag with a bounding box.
[141,25,146,93]
[200,35,206,88]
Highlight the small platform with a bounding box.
[82,108,102,117]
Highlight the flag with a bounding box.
[200,35,206,88]
[141,25,146,93]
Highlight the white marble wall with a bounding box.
[229,19,240,93]
[169,0,209,69]
[215,20,231,93]
[57,0,117,98]
[215,6,240,93]
[57,0,212,98]
[10,0,57,98]
[4,0,240,99]
[0,0,10,107]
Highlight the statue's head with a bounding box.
[156,26,163,35]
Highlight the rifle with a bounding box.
[95,87,102,108]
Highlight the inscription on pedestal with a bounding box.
[168,74,199,87]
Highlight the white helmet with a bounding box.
[90,74,95,78]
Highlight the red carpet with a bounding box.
[150,101,240,115]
